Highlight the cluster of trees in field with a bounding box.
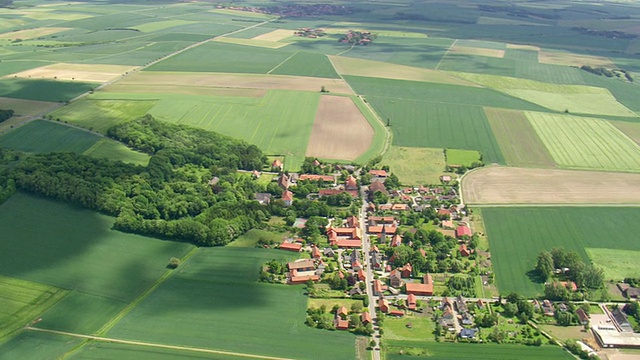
[0,109,14,123]
[535,247,604,299]
[9,116,269,246]
[580,65,633,81]
[0,149,18,204]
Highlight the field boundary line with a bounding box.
[267,51,298,74]
[94,247,199,337]
[435,38,457,70]
[26,327,293,360]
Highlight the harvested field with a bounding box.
[449,45,505,58]
[7,63,135,83]
[462,166,640,205]
[306,95,374,161]
[117,71,354,94]
[213,37,290,49]
[329,56,478,86]
[539,50,613,67]
[526,112,640,172]
[252,29,292,42]
[380,146,445,185]
[506,44,541,51]
[0,27,69,40]
[611,120,640,145]
[484,107,556,168]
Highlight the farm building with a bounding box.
[405,274,434,296]
[406,293,417,310]
[379,298,390,313]
[279,241,302,252]
[287,259,314,271]
[456,225,472,238]
[459,244,470,257]
[369,181,387,194]
[281,190,293,206]
[369,169,388,178]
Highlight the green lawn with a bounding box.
[107,247,356,360]
[146,42,293,74]
[270,52,340,78]
[446,149,482,167]
[0,192,194,302]
[483,207,640,297]
[227,229,285,248]
[526,112,640,172]
[585,248,640,280]
[384,315,436,341]
[385,340,573,359]
[380,146,446,185]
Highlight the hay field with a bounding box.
[0,27,69,40]
[506,44,541,51]
[586,248,640,280]
[449,45,505,58]
[539,50,613,67]
[462,166,640,204]
[526,112,640,172]
[380,146,446,185]
[329,56,478,86]
[484,107,556,168]
[133,20,194,32]
[305,95,374,161]
[213,37,290,49]
[117,71,354,94]
[7,63,135,83]
[453,72,636,117]
[252,29,292,42]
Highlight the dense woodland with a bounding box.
[0,109,14,123]
[6,116,271,246]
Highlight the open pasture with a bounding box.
[113,71,354,94]
[462,166,640,205]
[586,248,640,281]
[213,37,290,49]
[270,52,339,78]
[48,98,157,134]
[227,229,284,248]
[0,27,70,40]
[526,112,640,172]
[107,247,356,360]
[538,50,613,67]
[381,147,446,185]
[448,45,505,58]
[484,108,556,168]
[446,149,481,167]
[146,90,319,170]
[385,340,573,360]
[0,78,95,102]
[0,192,194,302]
[253,28,294,42]
[453,72,636,117]
[305,95,374,161]
[83,138,150,166]
[483,206,640,296]
[146,42,292,74]
[6,63,135,83]
[329,56,477,86]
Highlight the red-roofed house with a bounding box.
[337,306,349,319]
[558,281,578,292]
[361,311,372,325]
[289,273,320,284]
[401,263,413,278]
[369,180,387,194]
[407,293,417,310]
[336,239,362,248]
[272,159,283,170]
[405,274,434,296]
[299,174,336,184]
[357,268,366,281]
[346,216,360,228]
[335,318,349,330]
[391,204,409,211]
[288,259,314,271]
[352,260,362,271]
[379,298,390,313]
[459,243,470,257]
[389,310,404,317]
[437,208,451,218]
[373,279,383,296]
[368,225,397,235]
[456,225,472,238]
[345,175,358,190]
[282,190,293,207]
[311,246,321,259]
[390,234,402,247]
[280,241,302,252]
[369,169,388,177]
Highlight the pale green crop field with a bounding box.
[586,248,640,281]
[526,112,640,172]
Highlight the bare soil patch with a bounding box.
[0,27,70,40]
[305,95,374,161]
[449,45,505,58]
[538,50,613,67]
[7,63,136,83]
[121,72,354,94]
[329,56,478,87]
[252,29,292,42]
[463,166,640,205]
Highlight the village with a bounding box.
[254,157,640,357]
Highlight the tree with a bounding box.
[168,257,181,269]
[535,250,554,281]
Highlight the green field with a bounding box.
[107,247,356,360]
[270,52,340,78]
[446,149,481,167]
[380,146,446,185]
[0,331,82,360]
[384,316,436,341]
[0,120,149,165]
[48,98,157,134]
[385,340,573,360]
[485,108,556,168]
[0,79,95,102]
[585,248,640,281]
[0,192,194,302]
[227,229,285,248]
[483,207,640,296]
[73,342,263,360]
[146,42,292,74]
[526,112,640,172]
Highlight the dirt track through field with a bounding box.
[305,95,374,161]
[26,327,292,360]
[463,166,640,205]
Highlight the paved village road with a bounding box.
[360,185,381,360]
